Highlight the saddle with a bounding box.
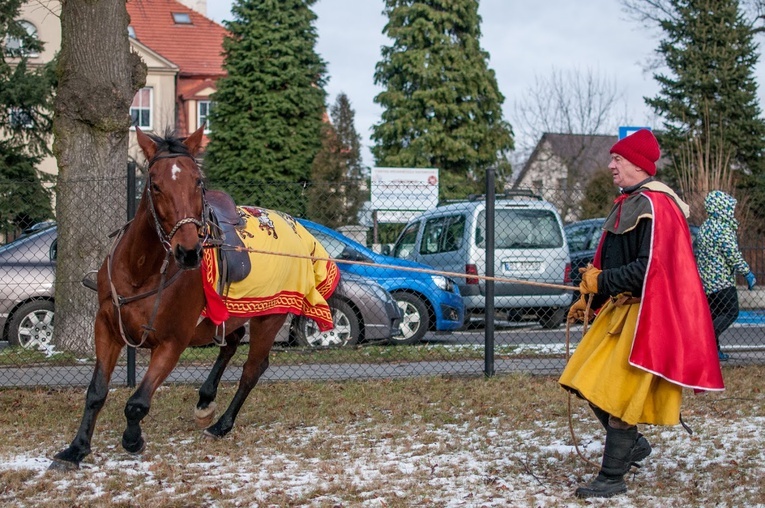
[205,190,252,285]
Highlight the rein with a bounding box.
[105,152,209,348]
[207,242,575,291]
[564,295,601,470]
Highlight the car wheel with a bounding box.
[539,307,565,329]
[8,300,55,349]
[390,292,429,345]
[293,298,360,348]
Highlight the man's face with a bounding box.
[608,154,646,188]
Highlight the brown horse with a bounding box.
[50,126,331,470]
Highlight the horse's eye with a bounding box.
[151,182,160,193]
[196,178,203,188]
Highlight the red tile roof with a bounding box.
[177,78,217,99]
[126,0,228,77]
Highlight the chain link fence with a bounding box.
[1,167,764,388]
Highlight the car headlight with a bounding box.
[431,275,454,292]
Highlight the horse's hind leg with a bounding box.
[204,315,285,438]
[50,322,123,470]
[121,342,185,454]
[195,326,246,428]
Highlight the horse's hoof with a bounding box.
[122,437,146,455]
[48,458,79,471]
[194,402,217,429]
[203,428,223,440]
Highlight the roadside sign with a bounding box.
[371,167,439,223]
[618,126,652,140]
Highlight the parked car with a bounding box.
[0,224,57,348]
[564,217,699,298]
[390,191,572,329]
[297,218,465,344]
[290,272,402,348]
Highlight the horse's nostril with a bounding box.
[175,244,202,269]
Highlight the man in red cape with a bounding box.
[560,129,723,499]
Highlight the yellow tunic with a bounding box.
[559,298,682,426]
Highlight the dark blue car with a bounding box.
[564,217,699,301]
[298,219,465,344]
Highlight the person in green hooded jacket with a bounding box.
[696,190,756,361]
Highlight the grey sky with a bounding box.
[206,0,765,167]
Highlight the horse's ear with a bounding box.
[135,127,157,161]
[184,125,206,157]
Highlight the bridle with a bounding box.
[106,151,211,348]
[145,152,210,252]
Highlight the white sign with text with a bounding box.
[370,167,439,223]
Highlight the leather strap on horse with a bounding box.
[105,224,183,348]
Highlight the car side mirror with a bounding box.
[340,247,369,262]
[381,244,391,256]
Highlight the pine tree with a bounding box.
[371,0,514,200]
[0,0,56,232]
[579,168,618,219]
[307,93,366,227]
[646,0,765,194]
[204,0,327,215]
[331,93,365,185]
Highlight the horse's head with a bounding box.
[135,126,208,270]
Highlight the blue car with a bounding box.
[298,219,465,344]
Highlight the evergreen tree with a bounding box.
[645,0,765,194]
[307,93,365,227]
[205,0,327,214]
[0,0,56,232]
[579,168,618,219]
[371,0,514,200]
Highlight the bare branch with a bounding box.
[512,67,627,155]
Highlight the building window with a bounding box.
[4,20,39,57]
[172,12,192,24]
[127,25,136,38]
[198,101,211,132]
[130,87,152,129]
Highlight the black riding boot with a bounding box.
[589,404,651,465]
[575,425,637,499]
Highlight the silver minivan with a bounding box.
[391,193,572,328]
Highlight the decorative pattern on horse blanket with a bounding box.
[200,206,340,331]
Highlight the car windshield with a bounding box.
[308,228,371,262]
[1,228,48,250]
[478,209,563,249]
[0,227,57,262]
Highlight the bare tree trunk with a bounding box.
[53,0,146,355]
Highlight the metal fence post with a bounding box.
[126,161,137,388]
[484,168,495,377]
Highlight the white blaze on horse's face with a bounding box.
[171,163,182,181]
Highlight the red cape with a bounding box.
[595,190,724,391]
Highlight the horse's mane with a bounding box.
[147,131,192,158]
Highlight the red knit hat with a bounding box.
[609,129,661,175]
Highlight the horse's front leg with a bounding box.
[50,319,123,470]
[121,342,185,454]
[194,324,246,428]
[204,315,285,438]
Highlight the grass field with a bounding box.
[0,366,763,507]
